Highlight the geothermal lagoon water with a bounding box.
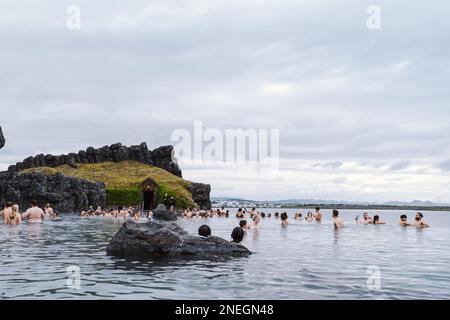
[1,209,450,299]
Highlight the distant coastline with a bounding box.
[214,204,450,211]
[278,204,450,212]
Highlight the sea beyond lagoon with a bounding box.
[1,208,449,300]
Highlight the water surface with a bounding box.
[1,208,449,299]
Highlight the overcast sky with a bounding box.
[1,0,450,202]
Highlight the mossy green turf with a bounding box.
[21,161,196,208]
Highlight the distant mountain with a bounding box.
[211,197,450,207]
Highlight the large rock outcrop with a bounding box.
[106,220,251,258]
[0,171,106,212]
[188,183,212,210]
[7,142,182,178]
[0,126,4,150]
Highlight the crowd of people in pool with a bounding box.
[180,206,430,230]
[0,200,58,224]
[1,201,431,236]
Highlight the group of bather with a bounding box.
[1,200,430,230]
[0,200,58,225]
[183,206,430,230]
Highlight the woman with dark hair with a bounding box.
[373,215,386,225]
[236,208,245,218]
[231,227,244,243]
[280,212,289,226]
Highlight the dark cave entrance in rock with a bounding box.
[141,178,158,211]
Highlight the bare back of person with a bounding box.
[22,206,45,223]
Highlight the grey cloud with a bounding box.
[389,160,412,171]
[437,160,450,172]
[0,0,449,201]
[312,161,343,170]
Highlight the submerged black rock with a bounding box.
[106,220,251,258]
[0,126,4,149]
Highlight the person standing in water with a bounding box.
[44,203,54,218]
[414,212,430,228]
[399,215,412,226]
[22,200,45,223]
[231,227,245,243]
[280,212,289,226]
[314,207,322,223]
[373,215,386,225]
[360,212,373,224]
[1,201,14,223]
[252,215,262,229]
[332,210,344,229]
[5,204,22,225]
[236,208,245,218]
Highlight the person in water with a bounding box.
[360,212,373,224]
[22,200,45,223]
[414,212,430,228]
[239,220,249,231]
[372,215,386,225]
[231,227,245,243]
[44,203,54,218]
[133,212,142,222]
[274,212,279,219]
[399,214,412,226]
[280,212,289,226]
[252,215,262,229]
[1,201,14,224]
[236,208,245,218]
[5,204,22,225]
[332,210,344,229]
[198,225,211,238]
[314,207,322,223]
[306,212,314,222]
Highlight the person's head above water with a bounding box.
[5,201,13,208]
[400,214,407,221]
[231,227,244,243]
[31,199,38,207]
[373,215,380,223]
[274,212,279,218]
[416,212,424,221]
[239,220,247,228]
[315,207,320,212]
[332,210,339,218]
[198,225,211,237]
[280,212,288,221]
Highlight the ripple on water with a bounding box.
[1,209,450,299]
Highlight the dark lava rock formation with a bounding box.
[0,126,4,150]
[0,171,106,212]
[106,220,251,258]
[152,204,178,221]
[7,142,182,178]
[188,183,212,210]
